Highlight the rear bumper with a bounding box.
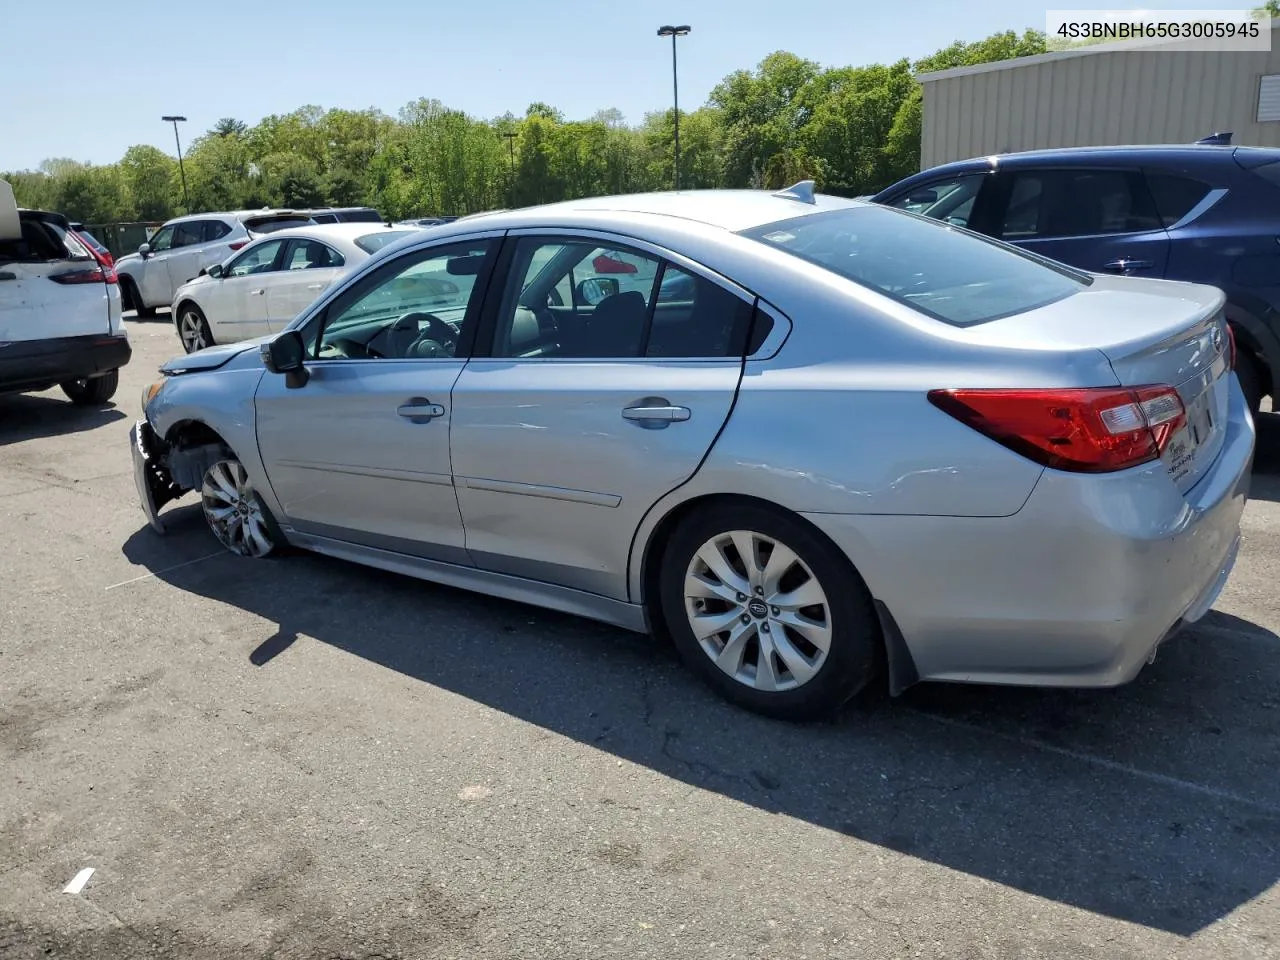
[0,333,131,394]
[805,378,1255,689]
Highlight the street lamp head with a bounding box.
[161,115,187,123]
[657,24,691,36]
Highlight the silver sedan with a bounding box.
[130,184,1254,719]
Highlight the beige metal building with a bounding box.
[920,23,1280,167]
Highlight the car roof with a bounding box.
[238,222,419,248]
[913,143,1280,175]
[447,189,864,234]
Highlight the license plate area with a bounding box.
[1165,388,1215,487]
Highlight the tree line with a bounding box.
[4,29,1045,225]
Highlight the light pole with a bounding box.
[162,115,190,213]
[656,24,691,190]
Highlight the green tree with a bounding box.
[212,117,248,138]
[119,145,177,220]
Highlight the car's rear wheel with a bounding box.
[60,370,119,406]
[120,277,155,318]
[177,304,215,354]
[200,458,280,558]
[659,502,882,720]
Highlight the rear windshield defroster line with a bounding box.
[738,206,1091,327]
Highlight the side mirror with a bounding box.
[206,263,223,279]
[259,330,309,388]
[577,277,618,306]
[906,189,938,205]
[138,242,151,258]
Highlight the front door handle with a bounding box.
[397,397,446,423]
[305,282,324,290]
[0,271,15,281]
[622,400,691,429]
[250,288,266,296]
[1102,258,1155,274]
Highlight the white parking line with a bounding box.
[906,707,1280,816]
[104,551,225,591]
[62,867,94,895]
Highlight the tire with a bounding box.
[659,502,882,721]
[120,276,155,318]
[1235,347,1264,414]
[200,456,282,558]
[60,369,119,406]
[176,303,215,354]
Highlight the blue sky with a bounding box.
[0,0,1217,170]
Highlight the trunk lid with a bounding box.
[967,275,1231,493]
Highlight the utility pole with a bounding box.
[656,25,691,190]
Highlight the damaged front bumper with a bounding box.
[130,419,185,534]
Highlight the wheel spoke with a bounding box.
[753,632,779,692]
[770,576,826,611]
[211,463,238,501]
[694,539,750,597]
[771,630,818,685]
[730,531,761,586]
[716,620,755,676]
[245,515,272,556]
[205,504,236,522]
[689,606,746,640]
[685,571,742,605]
[774,609,833,653]
[760,541,799,596]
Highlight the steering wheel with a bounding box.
[399,311,459,358]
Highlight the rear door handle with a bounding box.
[622,401,691,429]
[397,397,446,423]
[250,288,265,296]
[1102,258,1155,274]
[0,271,15,281]
[305,283,324,290]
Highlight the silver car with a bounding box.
[130,184,1254,719]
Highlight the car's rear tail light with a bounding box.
[229,240,250,251]
[49,266,112,285]
[928,385,1187,473]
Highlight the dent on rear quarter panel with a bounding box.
[688,361,1045,517]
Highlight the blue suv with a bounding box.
[872,143,1280,411]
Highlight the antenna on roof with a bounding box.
[1195,132,1233,145]
[772,180,817,204]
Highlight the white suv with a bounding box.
[0,181,130,405]
[115,209,314,316]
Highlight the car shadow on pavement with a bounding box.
[0,393,126,445]
[122,509,1280,939]
[1248,410,1280,501]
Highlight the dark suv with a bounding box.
[872,143,1280,410]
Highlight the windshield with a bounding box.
[740,205,1089,326]
[355,230,415,254]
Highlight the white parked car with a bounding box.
[0,180,130,405]
[115,209,315,317]
[169,223,421,353]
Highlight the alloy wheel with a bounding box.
[683,529,833,692]
[200,459,275,557]
[179,310,208,353]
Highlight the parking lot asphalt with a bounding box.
[1,314,1279,959]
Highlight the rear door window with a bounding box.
[997,169,1163,240]
[1144,173,1214,226]
[203,220,233,242]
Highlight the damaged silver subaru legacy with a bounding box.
[131,187,1252,720]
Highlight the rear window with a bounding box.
[0,216,89,265]
[244,215,313,234]
[355,230,415,254]
[739,206,1089,327]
